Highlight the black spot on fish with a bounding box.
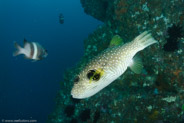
[93,74,100,81]
[74,76,80,83]
[87,70,96,79]
[87,70,101,81]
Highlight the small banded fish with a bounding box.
[13,39,48,61]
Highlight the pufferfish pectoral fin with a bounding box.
[109,35,124,47]
[129,56,143,74]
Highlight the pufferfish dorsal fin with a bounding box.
[109,35,124,47]
[129,56,143,74]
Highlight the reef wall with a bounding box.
[48,0,184,122]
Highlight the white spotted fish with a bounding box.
[13,39,48,61]
[71,31,157,99]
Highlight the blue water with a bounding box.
[0,0,102,122]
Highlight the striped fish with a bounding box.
[71,31,157,99]
[13,39,48,61]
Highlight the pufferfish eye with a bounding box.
[74,76,80,83]
[87,69,101,81]
[87,70,95,79]
[93,74,100,81]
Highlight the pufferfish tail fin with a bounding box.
[133,31,158,51]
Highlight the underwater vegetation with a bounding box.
[48,0,184,122]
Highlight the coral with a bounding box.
[154,73,175,93]
[64,105,75,117]
[79,109,91,122]
[168,24,183,39]
[80,0,114,22]
[70,96,81,104]
[93,110,100,123]
[149,110,160,121]
[164,24,183,51]
[70,118,78,123]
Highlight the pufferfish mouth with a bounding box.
[71,89,79,98]
[71,84,85,99]
[71,93,78,99]
[71,90,84,99]
[71,84,99,99]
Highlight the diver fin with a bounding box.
[109,35,124,47]
[13,42,22,56]
[129,56,143,74]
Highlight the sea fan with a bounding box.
[163,24,183,51]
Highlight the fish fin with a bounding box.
[129,56,143,74]
[109,35,124,47]
[133,31,158,50]
[24,56,30,59]
[13,42,23,56]
[23,38,28,47]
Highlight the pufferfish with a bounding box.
[71,31,157,99]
